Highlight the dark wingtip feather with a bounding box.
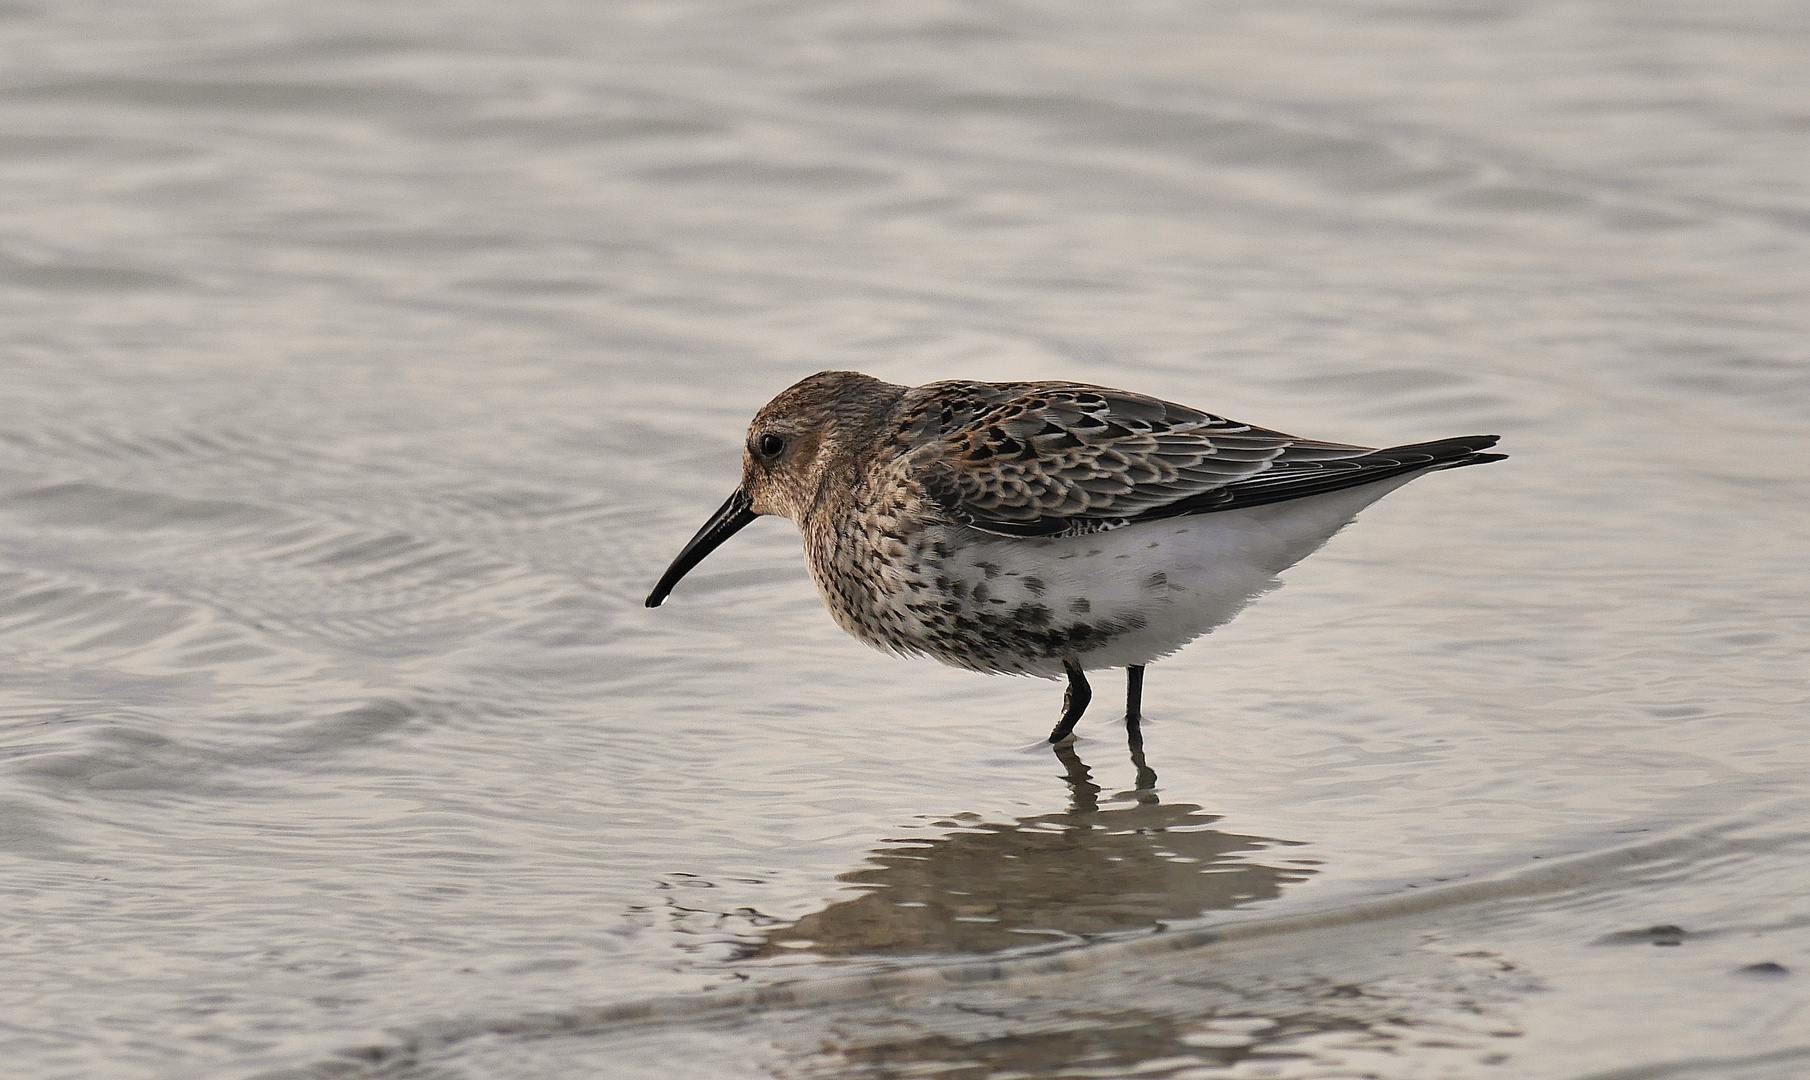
[1455,451,1508,467]
[1381,434,1500,458]
[1149,434,1505,518]
[1398,436,1505,472]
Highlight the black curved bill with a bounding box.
[645,488,758,608]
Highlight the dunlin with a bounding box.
[646,372,1503,746]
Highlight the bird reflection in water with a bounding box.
[753,743,1316,958]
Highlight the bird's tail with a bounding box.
[1381,435,1506,472]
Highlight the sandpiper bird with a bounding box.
[646,372,1503,746]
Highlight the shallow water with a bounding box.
[1,1,1807,1077]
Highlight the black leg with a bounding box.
[1125,665,1146,750]
[1047,660,1092,744]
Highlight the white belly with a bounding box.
[922,473,1424,677]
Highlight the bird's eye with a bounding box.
[758,433,786,458]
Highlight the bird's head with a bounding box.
[645,370,902,608]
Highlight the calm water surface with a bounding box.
[2,2,1807,1078]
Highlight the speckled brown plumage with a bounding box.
[646,370,1504,744]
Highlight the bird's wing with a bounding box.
[897,380,1387,538]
